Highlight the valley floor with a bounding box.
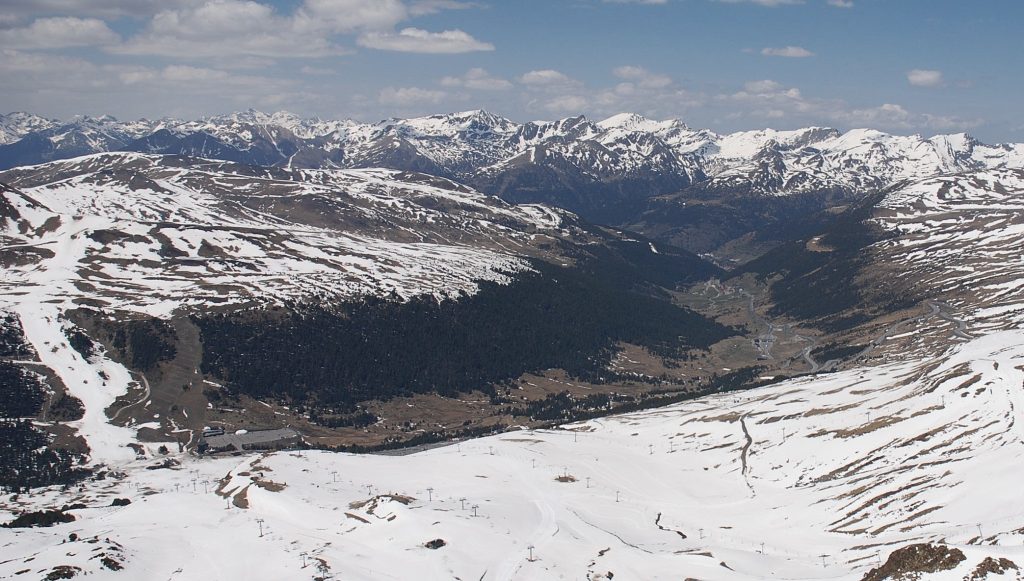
[2,328,1022,581]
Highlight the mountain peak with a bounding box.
[71,114,119,125]
[0,112,59,144]
[218,109,273,124]
[395,110,516,138]
[599,112,648,126]
[596,112,679,133]
[453,108,496,119]
[1,109,1021,201]
[929,132,977,149]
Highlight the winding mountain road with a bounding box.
[852,300,970,363]
[109,371,151,424]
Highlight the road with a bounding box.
[110,371,151,424]
[851,300,969,363]
[795,338,822,373]
[932,300,972,340]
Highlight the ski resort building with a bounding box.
[199,428,302,454]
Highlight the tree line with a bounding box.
[195,259,734,411]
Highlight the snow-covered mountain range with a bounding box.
[4,110,1021,217]
[6,109,1021,262]
[4,162,1024,578]
[2,114,1024,580]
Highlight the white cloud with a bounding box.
[294,0,408,34]
[358,27,494,53]
[719,78,980,133]
[519,70,599,116]
[115,64,289,95]
[440,68,512,91]
[920,113,983,132]
[1,0,193,19]
[119,64,271,88]
[0,48,94,75]
[838,103,910,126]
[613,65,672,88]
[519,69,579,87]
[760,45,814,58]
[113,0,346,59]
[828,103,979,132]
[0,17,119,49]
[0,48,293,108]
[161,65,231,83]
[610,0,807,4]
[113,0,490,59]
[543,95,589,113]
[379,86,448,105]
[518,64,701,121]
[827,0,854,7]
[738,79,790,95]
[300,65,337,76]
[907,69,944,88]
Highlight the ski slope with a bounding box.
[2,325,1021,580]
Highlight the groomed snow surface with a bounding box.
[2,328,1021,580]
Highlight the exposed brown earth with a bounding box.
[860,543,966,581]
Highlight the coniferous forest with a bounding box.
[196,259,734,409]
[0,317,91,492]
[0,362,46,419]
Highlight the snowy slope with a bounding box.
[0,151,578,472]
[871,167,1024,334]
[0,152,570,318]
[187,109,355,141]
[694,128,1024,197]
[2,165,1023,581]
[1,323,1020,580]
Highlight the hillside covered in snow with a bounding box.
[1,314,1021,581]
[3,110,1022,257]
[0,121,1023,581]
[0,150,730,479]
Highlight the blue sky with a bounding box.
[1,0,1021,141]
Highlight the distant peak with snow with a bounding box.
[597,112,688,134]
[1,110,1021,211]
